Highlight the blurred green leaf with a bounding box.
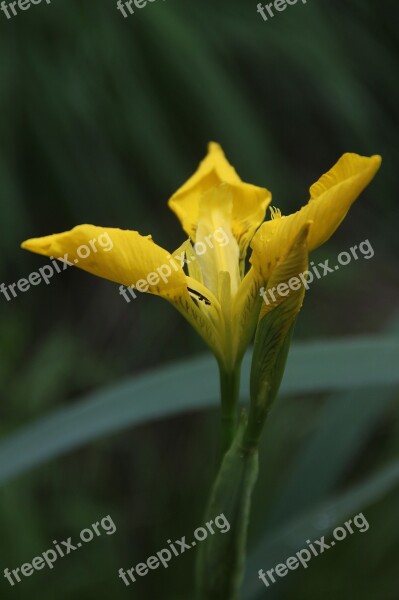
[262,386,398,527]
[0,336,398,485]
[243,458,399,599]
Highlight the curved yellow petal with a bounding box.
[21,224,187,300]
[250,153,381,280]
[22,225,230,362]
[168,142,271,254]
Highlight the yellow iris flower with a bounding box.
[22,143,381,371]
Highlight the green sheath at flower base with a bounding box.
[195,416,258,600]
[244,223,311,451]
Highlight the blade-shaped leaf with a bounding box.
[0,336,398,485]
[262,386,398,527]
[244,458,399,599]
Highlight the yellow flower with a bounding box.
[21,144,381,370]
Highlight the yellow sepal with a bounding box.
[21,224,188,300]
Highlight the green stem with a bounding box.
[219,365,240,455]
[195,416,259,600]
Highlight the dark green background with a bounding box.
[0,0,398,598]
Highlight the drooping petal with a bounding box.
[22,224,229,363]
[21,224,187,300]
[168,142,271,256]
[250,153,381,281]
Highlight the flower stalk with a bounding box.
[219,364,241,455]
[195,416,259,600]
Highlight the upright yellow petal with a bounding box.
[21,224,187,300]
[195,184,240,298]
[168,142,271,255]
[250,153,381,281]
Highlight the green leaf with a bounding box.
[261,386,398,528]
[0,337,398,485]
[243,458,399,599]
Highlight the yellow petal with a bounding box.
[195,184,240,298]
[22,224,230,360]
[172,283,226,365]
[21,224,187,300]
[250,153,381,280]
[168,142,271,256]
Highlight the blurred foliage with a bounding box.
[0,0,398,598]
